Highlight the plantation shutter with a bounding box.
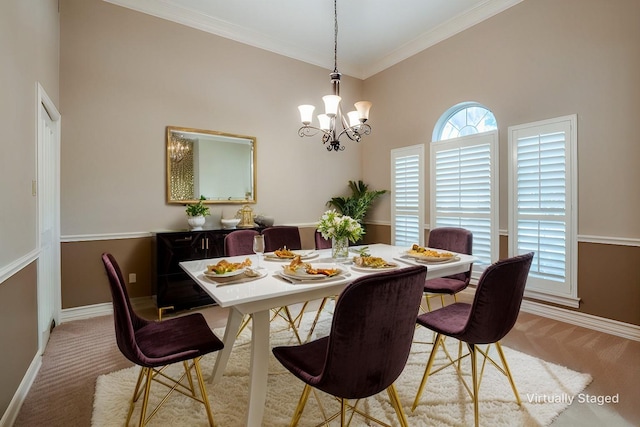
[508,115,577,306]
[391,145,424,246]
[431,132,498,273]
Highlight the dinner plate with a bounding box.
[265,250,318,261]
[404,254,460,264]
[405,250,456,263]
[351,263,398,273]
[203,268,245,278]
[281,264,343,280]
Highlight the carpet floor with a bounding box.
[92,311,591,426]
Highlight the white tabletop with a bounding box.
[180,243,475,427]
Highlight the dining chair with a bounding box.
[314,229,332,250]
[412,252,534,427]
[422,227,473,311]
[262,225,302,252]
[223,229,301,341]
[224,229,259,256]
[262,225,310,339]
[101,253,224,426]
[273,265,428,427]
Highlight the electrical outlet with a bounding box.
[129,273,137,284]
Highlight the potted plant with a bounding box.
[326,180,387,229]
[185,195,210,230]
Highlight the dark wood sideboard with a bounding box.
[153,228,262,311]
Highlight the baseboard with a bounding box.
[59,297,156,323]
[519,299,640,342]
[0,352,41,427]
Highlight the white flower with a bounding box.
[317,210,364,243]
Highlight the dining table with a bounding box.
[180,243,476,427]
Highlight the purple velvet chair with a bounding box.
[101,253,223,426]
[273,265,428,427]
[223,229,300,340]
[224,229,259,256]
[262,225,302,252]
[314,229,332,250]
[412,252,534,427]
[423,227,473,310]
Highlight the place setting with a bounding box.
[394,243,461,266]
[274,255,349,284]
[263,246,319,262]
[202,258,267,286]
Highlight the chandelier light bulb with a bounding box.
[347,111,360,127]
[354,101,372,122]
[298,105,315,125]
[318,114,331,131]
[322,95,341,117]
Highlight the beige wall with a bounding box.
[363,0,640,240]
[0,0,60,266]
[0,0,59,418]
[59,0,364,236]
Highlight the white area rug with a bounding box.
[92,308,591,426]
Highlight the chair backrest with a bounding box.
[224,229,259,256]
[428,227,473,283]
[314,230,332,250]
[462,252,534,345]
[101,253,151,365]
[316,266,427,399]
[262,226,302,252]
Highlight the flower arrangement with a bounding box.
[185,195,210,217]
[317,210,364,243]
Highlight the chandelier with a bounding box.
[297,0,372,152]
[169,135,193,163]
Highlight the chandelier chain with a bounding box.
[333,0,338,73]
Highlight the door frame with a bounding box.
[36,82,61,353]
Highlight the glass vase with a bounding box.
[331,237,349,261]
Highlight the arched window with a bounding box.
[433,102,497,142]
[430,102,499,275]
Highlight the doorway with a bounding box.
[36,83,61,353]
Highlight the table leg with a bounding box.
[210,307,243,384]
[245,309,270,427]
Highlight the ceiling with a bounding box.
[104,0,522,79]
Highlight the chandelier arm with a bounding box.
[298,125,332,139]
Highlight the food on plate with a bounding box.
[206,258,251,274]
[408,244,454,258]
[353,256,396,268]
[283,256,339,277]
[274,246,296,258]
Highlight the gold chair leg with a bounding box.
[469,344,479,427]
[283,306,303,344]
[138,367,153,426]
[290,384,312,427]
[127,367,145,425]
[495,342,521,405]
[340,398,347,426]
[412,333,443,411]
[305,297,329,342]
[193,357,216,426]
[387,384,409,427]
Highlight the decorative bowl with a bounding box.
[220,218,240,229]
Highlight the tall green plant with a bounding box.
[326,180,387,223]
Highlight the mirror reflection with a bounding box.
[166,126,256,204]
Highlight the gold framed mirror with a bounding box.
[166,126,256,204]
